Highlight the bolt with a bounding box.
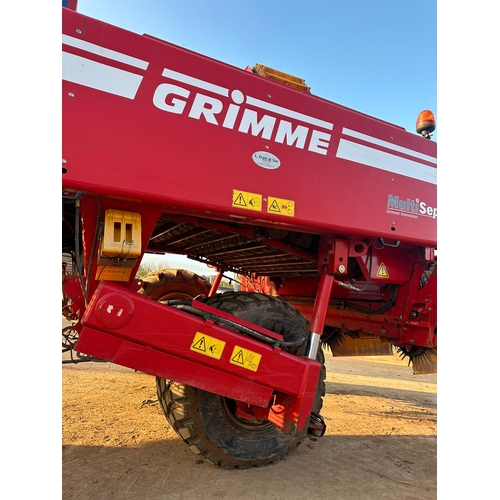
[267,94,272,98]
[62,159,67,164]
[68,92,75,98]
[380,328,386,334]
[338,265,346,273]
[265,145,269,150]
[76,29,82,34]
[410,339,414,343]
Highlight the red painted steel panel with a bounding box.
[62,8,437,247]
[79,282,320,399]
[75,326,274,407]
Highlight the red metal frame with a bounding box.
[208,272,223,297]
[75,281,321,433]
[276,260,436,349]
[62,8,436,247]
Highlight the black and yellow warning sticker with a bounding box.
[232,189,262,211]
[190,332,226,360]
[267,196,295,217]
[230,345,262,372]
[376,263,389,278]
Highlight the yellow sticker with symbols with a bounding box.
[376,263,389,278]
[190,332,226,360]
[232,189,262,211]
[230,345,262,372]
[267,196,295,217]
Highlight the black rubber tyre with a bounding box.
[138,268,211,301]
[156,291,326,469]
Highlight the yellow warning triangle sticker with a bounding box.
[268,199,281,212]
[233,193,246,206]
[376,263,389,278]
[192,336,206,352]
[231,350,244,364]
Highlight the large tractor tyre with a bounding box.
[156,291,326,469]
[138,268,211,301]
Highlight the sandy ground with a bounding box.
[62,342,436,500]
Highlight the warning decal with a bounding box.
[230,345,262,372]
[190,332,226,360]
[232,189,262,211]
[267,196,295,217]
[376,263,389,278]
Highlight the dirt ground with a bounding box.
[62,336,437,500]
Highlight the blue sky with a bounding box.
[76,0,437,141]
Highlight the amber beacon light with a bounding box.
[416,110,436,139]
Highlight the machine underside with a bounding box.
[62,197,437,376]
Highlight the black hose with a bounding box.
[73,200,87,305]
[342,285,398,315]
[85,197,101,301]
[172,304,304,350]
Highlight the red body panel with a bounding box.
[62,8,437,247]
[62,4,437,442]
[76,282,321,432]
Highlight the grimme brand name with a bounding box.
[152,71,333,156]
[387,194,437,219]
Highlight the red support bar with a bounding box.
[76,326,274,407]
[310,273,334,333]
[208,272,223,297]
[307,272,334,358]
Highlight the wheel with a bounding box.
[156,290,326,469]
[138,268,211,301]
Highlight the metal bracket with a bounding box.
[317,237,349,274]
